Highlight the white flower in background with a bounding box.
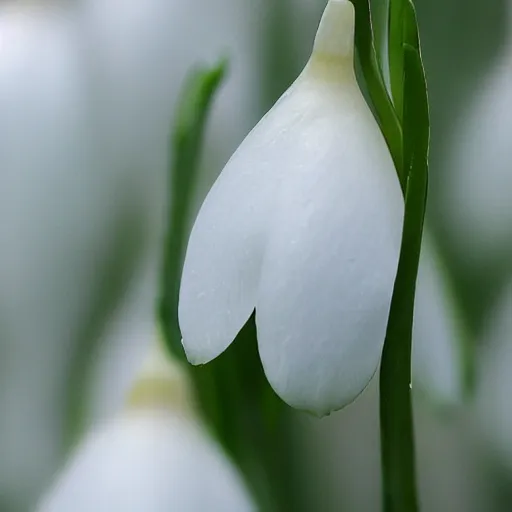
[443,6,512,266]
[476,279,512,470]
[37,340,255,512]
[0,2,142,506]
[412,236,466,406]
[179,0,404,416]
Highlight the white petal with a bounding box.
[36,412,254,512]
[256,68,403,415]
[412,237,466,406]
[178,0,355,366]
[178,115,279,364]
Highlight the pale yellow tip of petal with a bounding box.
[126,335,196,414]
[312,0,355,61]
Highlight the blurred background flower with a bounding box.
[37,338,255,512]
[0,3,144,508]
[0,0,511,510]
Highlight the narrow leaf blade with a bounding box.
[159,61,227,358]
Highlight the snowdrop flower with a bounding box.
[179,0,404,416]
[443,3,512,266]
[37,340,255,512]
[476,279,512,470]
[412,236,467,407]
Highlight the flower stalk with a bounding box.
[353,0,429,511]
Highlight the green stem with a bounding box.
[354,1,429,510]
[380,170,423,512]
[380,2,429,507]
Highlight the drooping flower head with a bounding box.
[36,339,255,512]
[179,0,404,416]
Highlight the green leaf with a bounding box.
[379,26,429,512]
[388,0,407,121]
[158,61,226,359]
[351,0,404,187]
[402,1,426,187]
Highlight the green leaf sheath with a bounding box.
[380,3,430,512]
[388,0,406,122]
[158,61,226,359]
[351,0,404,186]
